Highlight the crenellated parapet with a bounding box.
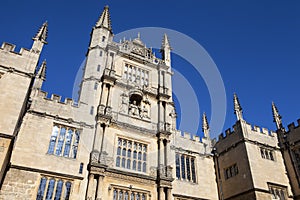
[0,42,40,74]
[28,90,93,127]
[215,120,279,154]
[172,130,213,156]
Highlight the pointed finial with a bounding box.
[272,102,283,130]
[96,5,112,32]
[33,21,48,43]
[202,112,210,138]
[234,93,243,121]
[37,60,47,80]
[137,32,141,39]
[161,33,171,50]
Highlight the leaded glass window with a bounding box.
[176,153,196,183]
[47,125,80,159]
[123,63,150,87]
[116,137,147,172]
[36,177,72,200]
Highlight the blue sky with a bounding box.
[1,0,299,138]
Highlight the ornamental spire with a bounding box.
[234,93,243,121]
[202,112,210,138]
[33,21,48,43]
[160,33,172,66]
[96,5,112,33]
[272,102,283,130]
[37,60,47,80]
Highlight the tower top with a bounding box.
[202,112,210,138]
[33,21,48,44]
[234,93,243,121]
[96,5,112,33]
[272,102,283,130]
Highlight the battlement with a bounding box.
[175,130,202,143]
[251,124,277,137]
[216,121,277,144]
[37,90,79,107]
[287,119,300,132]
[0,42,31,55]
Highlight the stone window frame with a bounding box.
[36,175,73,200]
[260,147,275,161]
[123,62,150,87]
[47,123,80,159]
[224,163,239,180]
[267,182,288,200]
[175,152,197,183]
[111,184,150,200]
[115,136,148,173]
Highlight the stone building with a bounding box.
[0,5,297,200]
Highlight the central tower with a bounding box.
[80,6,176,200]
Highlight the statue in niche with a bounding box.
[129,100,140,116]
[119,93,128,114]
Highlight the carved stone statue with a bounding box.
[129,100,139,116]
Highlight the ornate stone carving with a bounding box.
[150,166,157,177]
[91,151,100,163]
[119,93,128,114]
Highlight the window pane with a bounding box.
[127,149,131,158]
[191,158,196,182]
[54,180,63,200]
[133,160,137,170]
[133,151,137,159]
[181,155,186,179]
[117,147,121,155]
[131,193,134,200]
[186,157,191,181]
[138,161,141,171]
[36,177,47,200]
[127,159,131,169]
[116,157,120,167]
[119,191,123,200]
[45,179,55,200]
[143,153,146,161]
[63,129,73,157]
[48,126,59,154]
[55,128,66,156]
[138,152,142,160]
[64,182,72,200]
[122,158,126,168]
[176,154,180,179]
[125,192,129,200]
[143,162,146,172]
[122,148,126,157]
[72,130,80,159]
[113,190,117,200]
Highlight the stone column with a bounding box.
[165,140,170,167]
[93,123,104,160]
[86,174,95,200]
[167,188,172,200]
[100,84,108,106]
[159,138,165,167]
[159,187,165,200]
[106,85,113,108]
[96,176,104,200]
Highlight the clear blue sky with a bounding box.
[1,0,299,138]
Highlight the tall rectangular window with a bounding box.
[47,124,80,159]
[224,164,238,180]
[123,63,149,87]
[36,177,72,200]
[175,153,196,183]
[116,137,147,173]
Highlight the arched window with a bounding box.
[102,36,106,42]
[117,147,121,155]
[116,157,120,167]
[133,151,137,159]
[133,160,137,170]
[97,65,101,72]
[127,149,131,158]
[118,191,123,200]
[138,161,141,171]
[138,152,142,160]
[143,162,146,172]
[127,159,131,169]
[143,153,146,161]
[122,158,126,168]
[122,148,126,156]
